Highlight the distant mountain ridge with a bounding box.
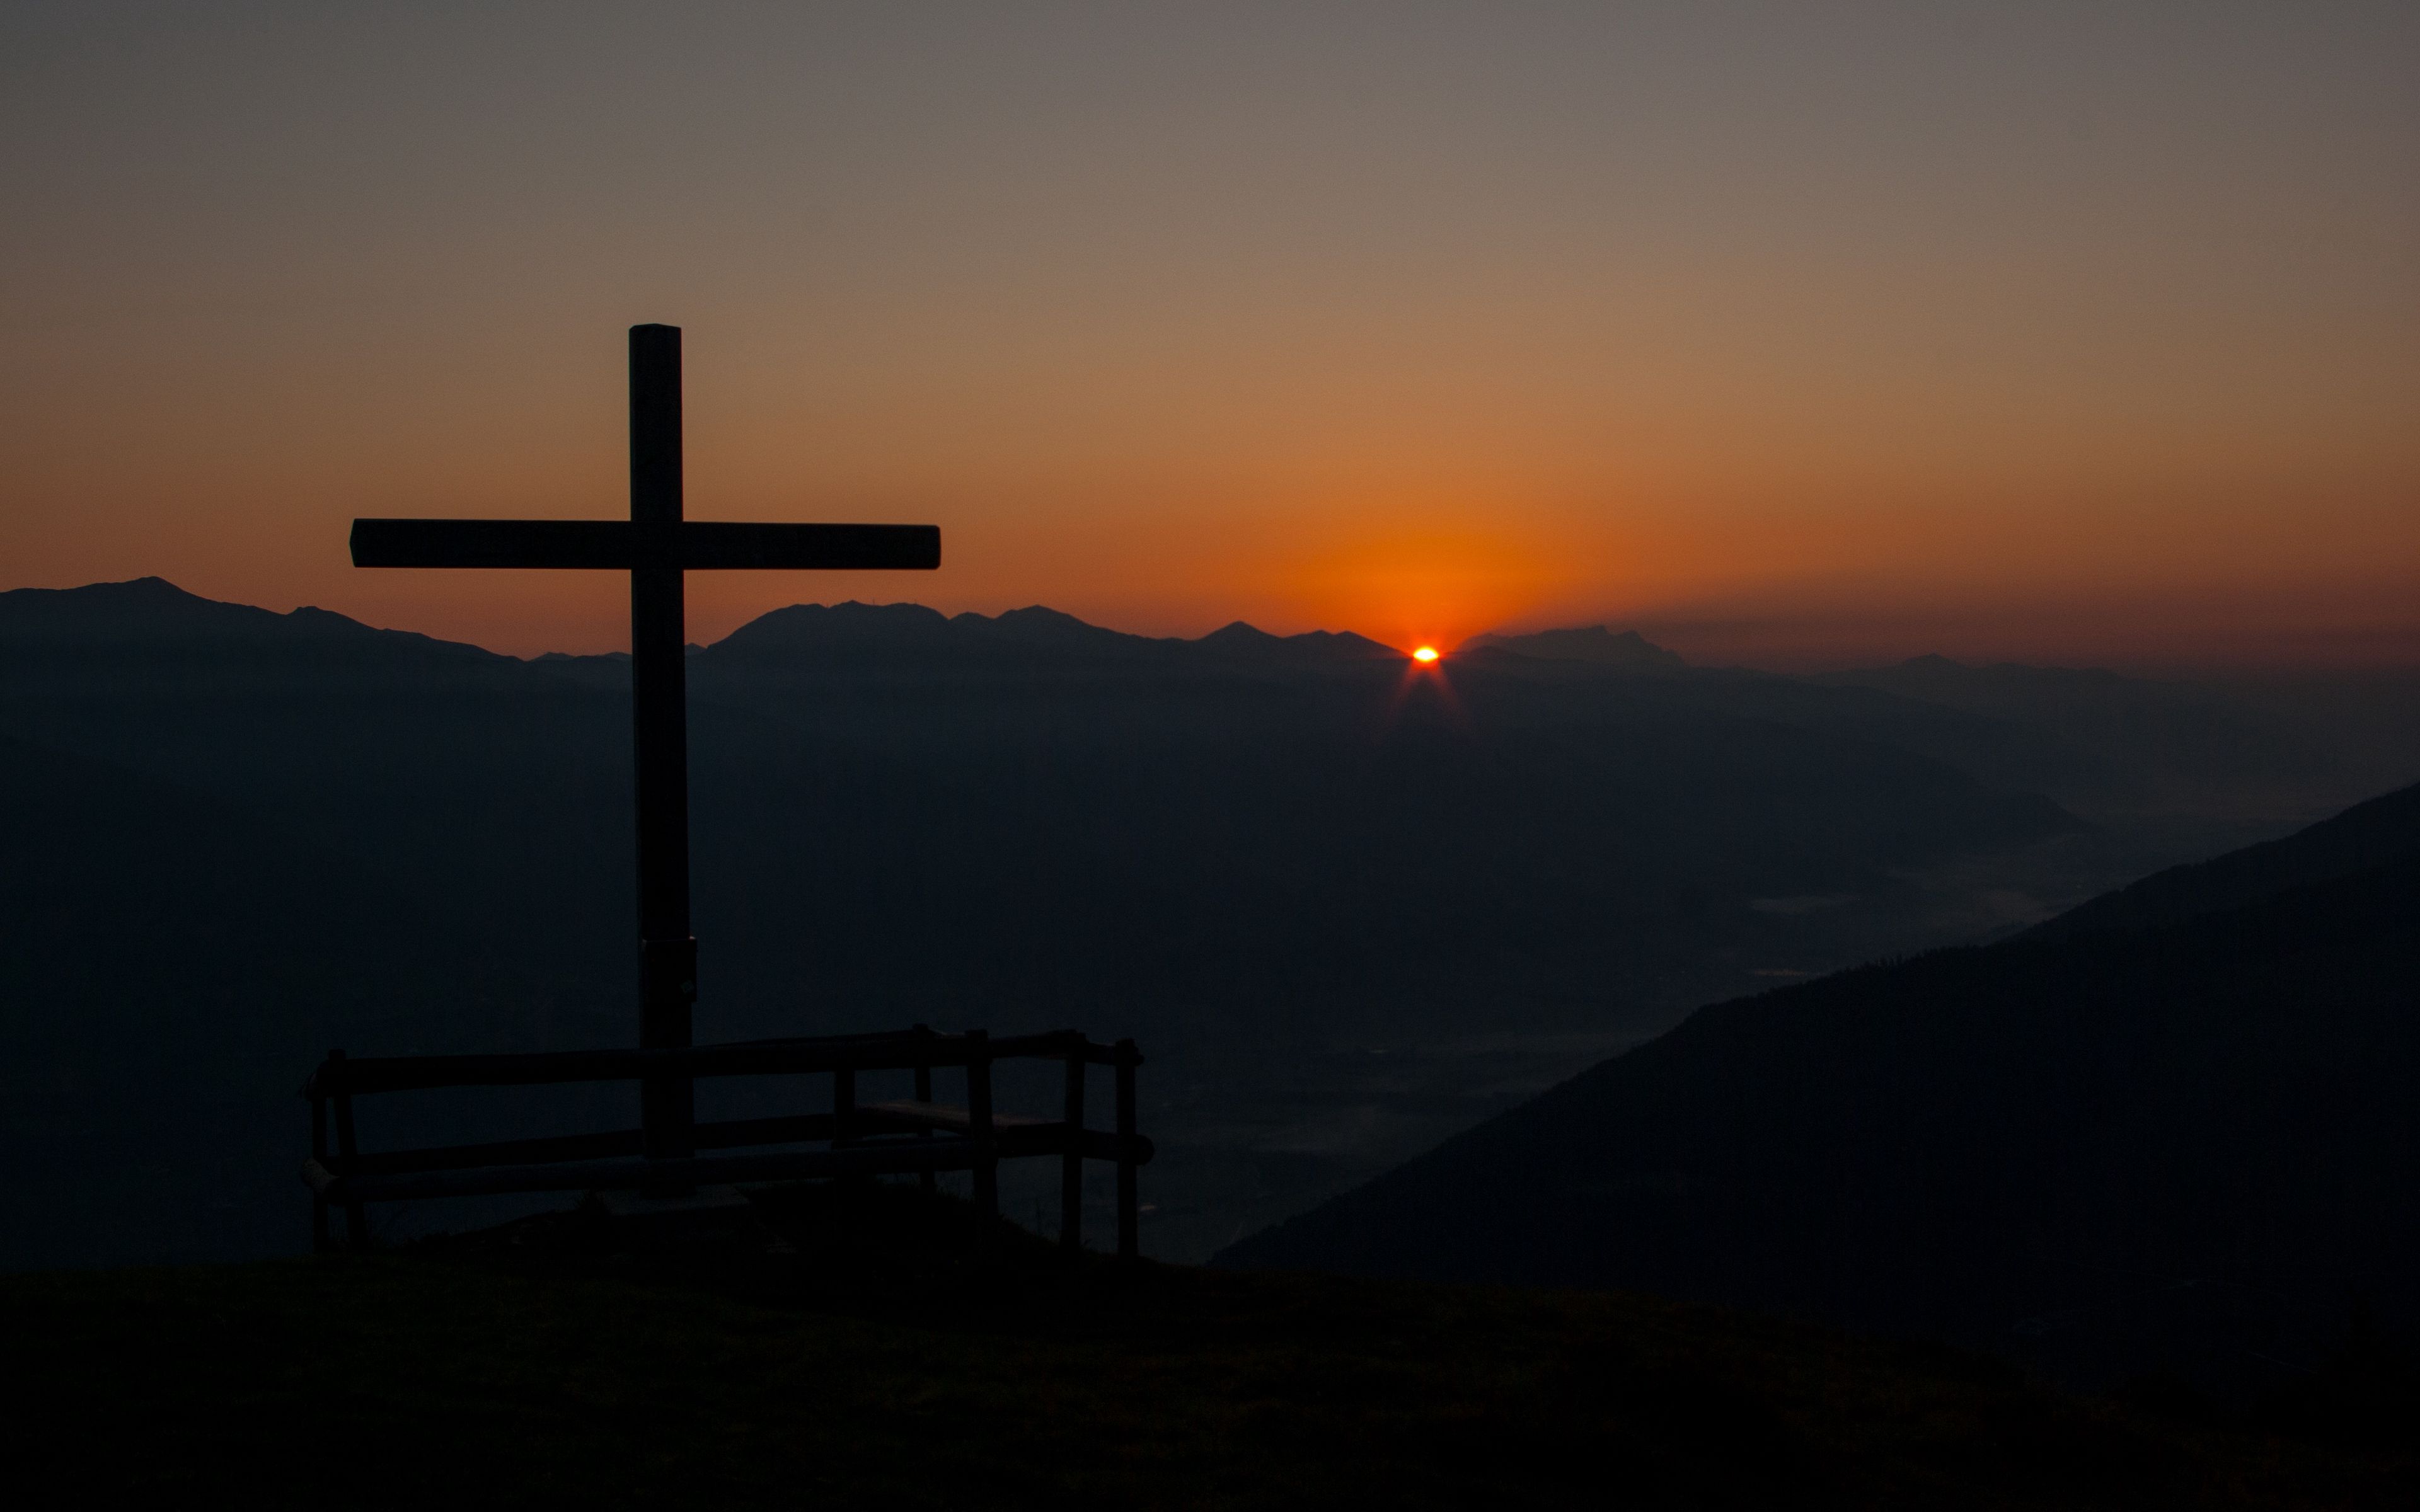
[0,578,515,699]
[0,576,500,656]
[7,576,2414,1277]
[1442,624,1694,677]
[0,579,1406,670]
[675,598,1400,670]
[3,579,2390,845]
[1814,652,2320,816]
[1821,652,2138,704]
[0,576,2111,1268]
[1460,625,1686,673]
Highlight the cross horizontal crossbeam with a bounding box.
[345,324,944,1188]
[350,518,940,571]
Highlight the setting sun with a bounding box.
[1412,646,1440,663]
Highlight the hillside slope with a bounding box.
[2032,782,2420,939]
[1218,784,2420,1389]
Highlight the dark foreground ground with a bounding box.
[5,1185,2414,1509]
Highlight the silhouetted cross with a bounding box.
[351,324,939,1166]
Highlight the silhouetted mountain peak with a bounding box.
[1193,620,1401,662]
[712,600,955,655]
[0,578,503,665]
[707,600,1400,672]
[1461,625,1686,672]
[708,600,1163,670]
[979,605,1098,636]
[0,577,287,641]
[959,604,1156,653]
[1201,620,1276,646]
[283,604,429,643]
[1288,628,1402,659]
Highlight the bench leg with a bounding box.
[310,1093,331,1255]
[1061,1052,1085,1253]
[331,1073,369,1252]
[968,1033,997,1223]
[913,1062,936,1195]
[1115,1040,1139,1264]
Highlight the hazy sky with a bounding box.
[6,3,2416,665]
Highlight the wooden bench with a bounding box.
[301,1026,1150,1259]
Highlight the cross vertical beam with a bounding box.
[628,324,695,1166]
[347,324,939,1189]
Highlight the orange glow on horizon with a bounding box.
[6,11,2420,671]
[1412,646,1440,663]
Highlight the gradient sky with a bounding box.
[6,3,2416,667]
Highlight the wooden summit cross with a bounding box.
[350,324,940,1170]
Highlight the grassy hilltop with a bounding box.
[5,1186,2413,1509]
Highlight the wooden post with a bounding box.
[328,1050,368,1251]
[1115,1038,1139,1264]
[309,1089,330,1254]
[832,1062,861,1196]
[1061,1045,1086,1254]
[630,324,697,1184]
[913,1025,936,1196]
[967,1029,997,1222]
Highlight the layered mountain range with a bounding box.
[1,578,2412,1269]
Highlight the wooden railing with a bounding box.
[301,1025,1150,1259]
